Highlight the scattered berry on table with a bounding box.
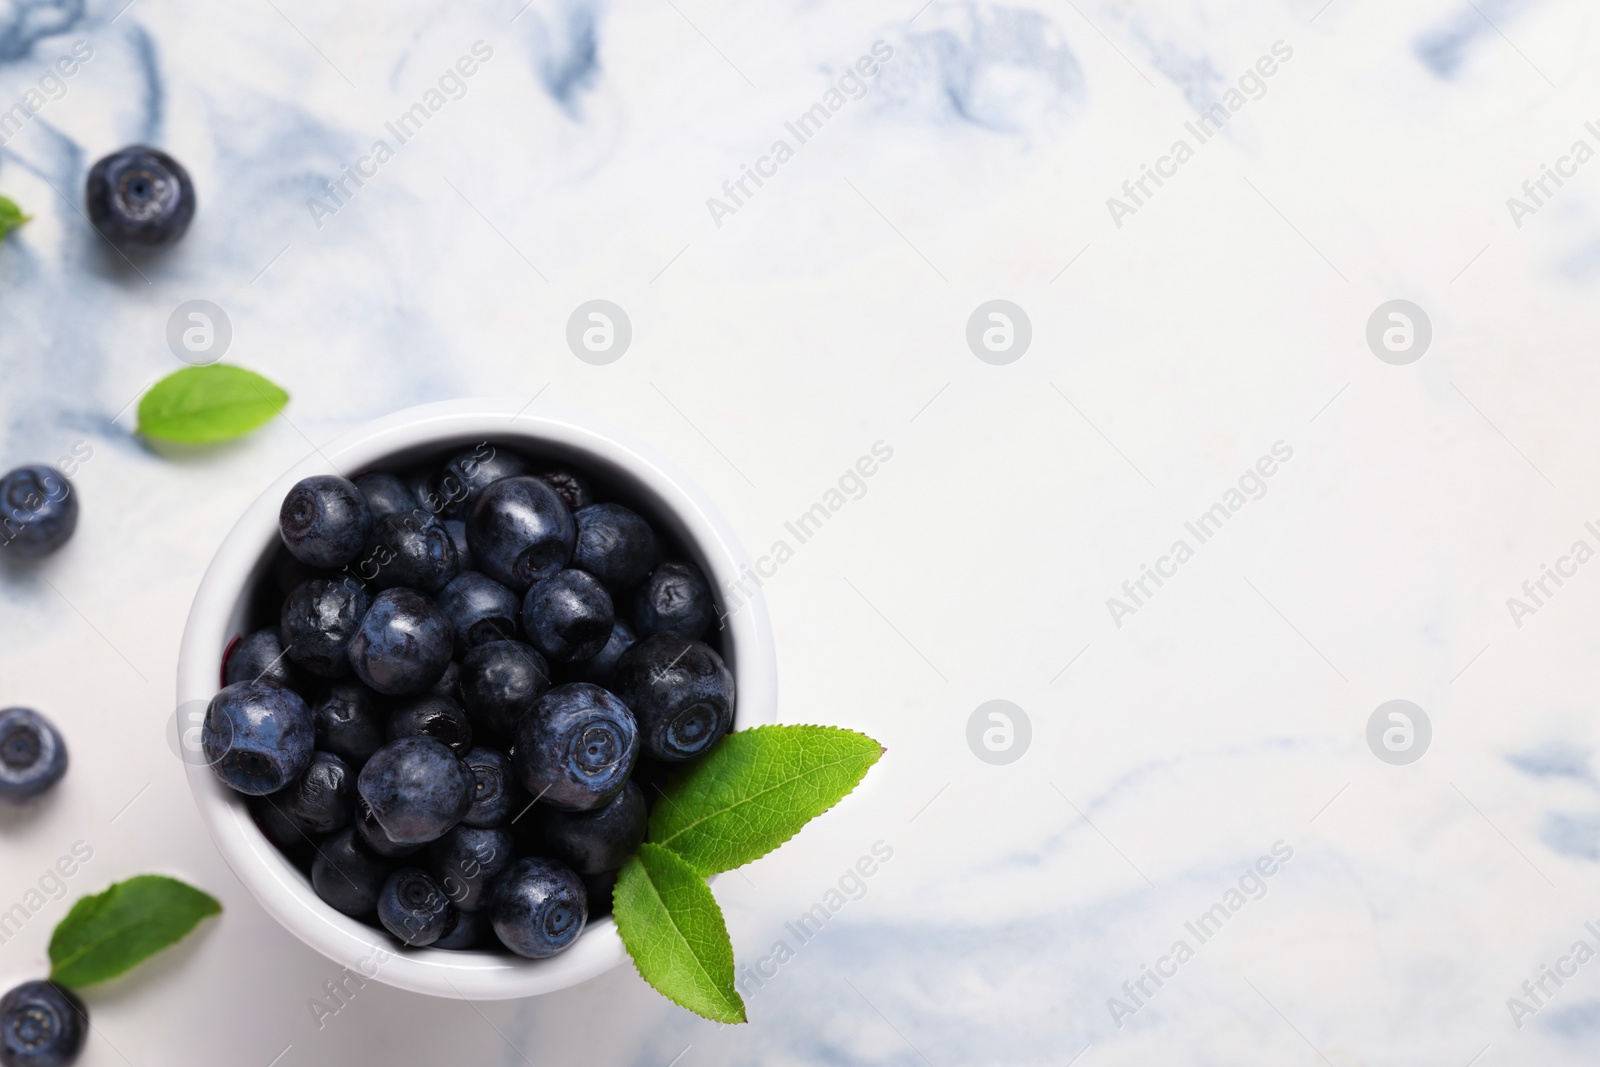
[0,708,67,803]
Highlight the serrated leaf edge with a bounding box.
[650,725,884,871]
[613,847,747,1024]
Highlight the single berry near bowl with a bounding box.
[312,681,386,767]
[438,572,520,650]
[356,736,473,846]
[542,780,646,876]
[280,576,371,678]
[511,682,638,811]
[632,560,715,640]
[489,856,587,958]
[573,503,657,592]
[521,568,614,663]
[612,633,734,762]
[465,475,575,592]
[386,695,473,755]
[0,979,87,1067]
[377,867,450,946]
[203,680,314,795]
[0,708,67,803]
[85,145,195,249]
[279,475,373,570]
[0,466,78,560]
[312,826,392,917]
[347,588,454,696]
[279,751,354,835]
[428,824,512,912]
[460,747,519,827]
[458,640,549,739]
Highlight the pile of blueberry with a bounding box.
[203,443,734,958]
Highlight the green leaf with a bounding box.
[136,364,289,444]
[49,875,221,987]
[0,197,30,240]
[613,843,745,1024]
[649,725,883,875]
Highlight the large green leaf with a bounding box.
[136,364,289,444]
[649,725,883,875]
[614,844,745,1024]
[49,875,221,987]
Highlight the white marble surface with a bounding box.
[3,0,1600,1063]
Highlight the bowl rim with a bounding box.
[176,398,777,1000]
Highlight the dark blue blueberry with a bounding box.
[577,618,636,686]
[542,781,645,875]
[377,867,450,946]
[533,466,593,512]
[573,503,657,592]
[445,519,473,571]
[85,146,194,249]
[465,476,575,592]
[358,514,459,594]
[347,589,454,696]
[612,633,734,762]
[203,681,315,795]
[434,445,527,519]
[429,660,461,703]
[271,547,325,598]
[250,794,307,852]
[461,747,521,827]
[583,869,617,919]
[521,569,614,663]
[0,466,77,560]
[386,696,473,755]
[439,572,520,650]
[428,825,513,912]
[280,751,354,835]
[0,709,67,804]
[281,576,371,678]
[354,471,418,523]
[511,683,638,812]
[311,827,392,917]
[356,736,473,845]
[489,856,587,958]
[312,681,386,767]
[354,794,423,858]
[223,627,305,691]
[0,980,87,1067]
[279,475,373,570]
[632,561,715,640]
[458,640,549,738]
[402,466,449,517]
[433,906,487,950]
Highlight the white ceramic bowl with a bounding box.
[176,399,776,1000]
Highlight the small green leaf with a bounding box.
[614,843,745,1024]
[49,875,221,987]
[649,725,883,875]
[136,364,289,444]
[0,197,30,240]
